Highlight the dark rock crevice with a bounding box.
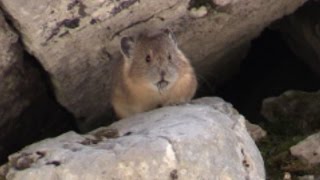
[214,29,320,125]
[0,5,78,130]
[0,11,78,162]
[0,51,78,165]
[22,51,78,131]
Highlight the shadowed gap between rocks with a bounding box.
[213,29,320,126]
[0,51,78,165]
[23,51,79,131]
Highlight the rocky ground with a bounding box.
[259,91,320,180]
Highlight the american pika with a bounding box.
[111,30,197,119]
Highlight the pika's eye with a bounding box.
[168,54,172,60]
[145,55,151,63]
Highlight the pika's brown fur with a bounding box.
[111,30,197,119]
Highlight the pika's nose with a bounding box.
[160,70,165,78]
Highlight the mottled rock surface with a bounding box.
[0,0,307,129]
[290,132,320,166]
[0,97,265,180]
[261,90,320,135]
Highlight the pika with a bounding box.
[111,30,197,119]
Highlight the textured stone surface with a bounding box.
[0,10,75,164]
[290,132,320,166]
[261,90,320,135]
[192,97,267,142]
[0,10,45,163]
[297,175,317,180]
[0,97,265,180]
[274,1,320,78]
[0,0,307,129]
[0,10,31,129]
[245,121,267,142]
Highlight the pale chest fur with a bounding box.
[112,63,196,118]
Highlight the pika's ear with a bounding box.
[120,36,135,58]
[163,28,177,45]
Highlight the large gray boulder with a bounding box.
[0,0,307,129]
[0,97,265,180]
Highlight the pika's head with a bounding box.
[120,30,188,92]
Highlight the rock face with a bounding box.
[0,10,75,164]
[0,10,46,162]
[0,97,265,180]
[290,132,320,166]
[245,121,267,142]
[274,1,320,78]
[261,90,320,135]
[0,0,307,129]
[192,97,267,142]
[297,175,318,180]
[0,10,32,132]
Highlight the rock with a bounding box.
[272,2,320,78]
[0,97,265,180]
[0,10,30,130]
[290,132,320,166]
[261,90,320,135]
[283,172,292,180]
[0,0,307,130]
[0,10,43,162]
[245,121,267,142]
[0,10,74,163]
[189,6,208,18]
[192,97,267,142]
[297,175,316,180]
